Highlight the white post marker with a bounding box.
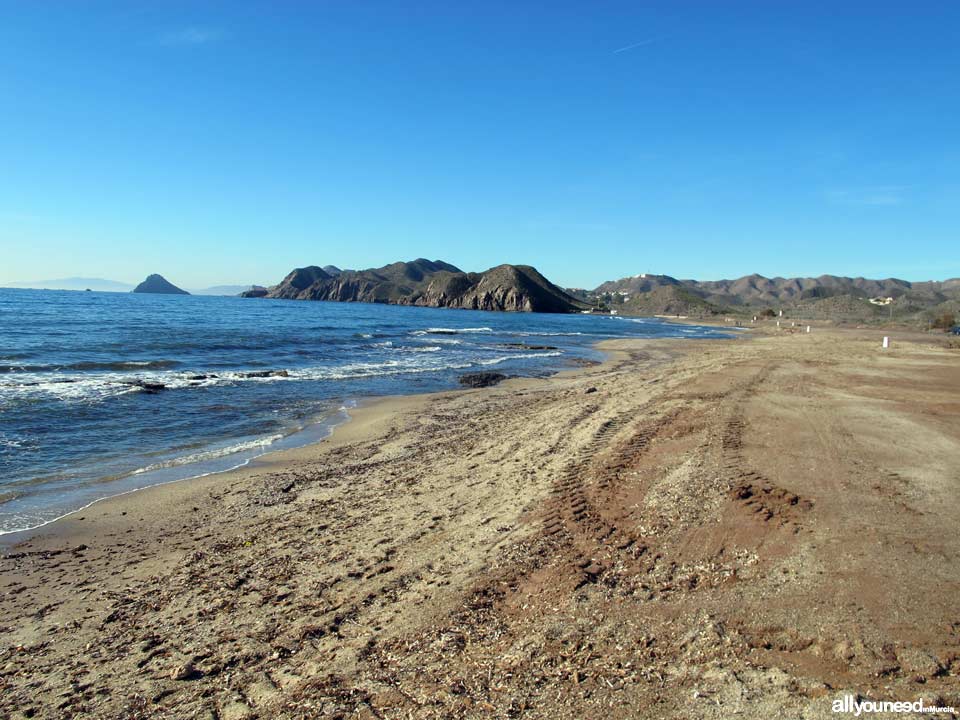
[776,320,780,327]
[883,336,889,349]
[806,325,810,333]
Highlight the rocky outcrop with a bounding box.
[132,274,189,295]
[458,372,508,388]
[250,259,587,314]
[239,286,268,298]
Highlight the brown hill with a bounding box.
[246,259,587,313]
[586,273,960,323]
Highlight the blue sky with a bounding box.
[1,1,958,289]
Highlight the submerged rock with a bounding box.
[128,380,166,393]
[243,370,289,379]
[498,342,559,351]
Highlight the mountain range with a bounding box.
[571,273,960,323]
[1,277,137,292]
[244,259,587,313]
[5,267,958,324]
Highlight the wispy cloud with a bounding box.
[158,27,222,47]
[613,38,655,54]
[825,186,906,207]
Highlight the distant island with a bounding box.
[132,274,190,295]
[244,259,587,313]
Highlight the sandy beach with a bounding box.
[2,327,959,719]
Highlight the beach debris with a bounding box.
[458,372,508,388]
[584,387,598,394]
[566,357,600,368]
[170,660,201,681]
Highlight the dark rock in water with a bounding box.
[499,342,559,351]
[243,370,289,378]
[188,374,218,380]
[129,380,167,393]
[240,285,268,298]
[458,372,508,388]
[132,274,189,295]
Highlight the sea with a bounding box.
[0,288,733,535]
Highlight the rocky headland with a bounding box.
[243,259,587,313]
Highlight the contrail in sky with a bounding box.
[613,39,655,54]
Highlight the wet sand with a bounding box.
[2,328,959,719]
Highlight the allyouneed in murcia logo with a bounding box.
[832,694,956,716]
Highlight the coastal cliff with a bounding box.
[244,259,587,313]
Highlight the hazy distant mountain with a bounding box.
[2,277,134,292]
[190,285,261,296]
[132,274,190,295]
[245,258,587,313]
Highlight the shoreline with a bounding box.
[0,403,355,546]
[0,340,634,551]
[5,327,955,719]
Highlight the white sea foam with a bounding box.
[410,326,493,336]
[511,331,585,337]
[131,433,286,475]
[0,329,575,406]
[478,351,563,366]
[0,435,24,450]
[0,345,574,404]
